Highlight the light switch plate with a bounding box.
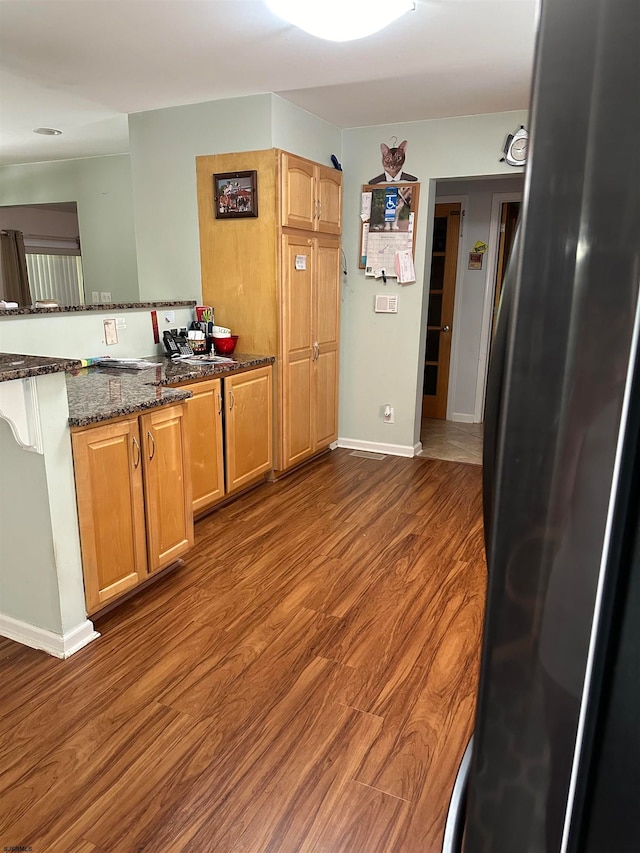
[100,291,112,303]
[103,318,118,345]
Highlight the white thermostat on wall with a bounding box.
[375,294,398,314]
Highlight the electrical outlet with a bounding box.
[100,291,112,303]
[91,291,100,304]
[383,405,395,424]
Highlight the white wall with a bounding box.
[0,155,139,302]
[129,94,273,303]
[0,417,62,633]
[437,176,524,421]
[129,94,343,305]
[339,110,528,453]
[0,305,194,360]
[0,371,91,650]
[271,95,342,167]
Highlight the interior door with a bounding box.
[491,201,520,341]
[423,202,461,419]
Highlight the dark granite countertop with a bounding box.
[0,352,81,382]
[0,300,196,317]
[66,353,275,427]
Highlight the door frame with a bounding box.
[473,191,523,422]
[429,193,468,421]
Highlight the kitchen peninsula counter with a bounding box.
[65,353,275,427]
[0,352,81,382]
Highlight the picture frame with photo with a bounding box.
[214,170,258,219]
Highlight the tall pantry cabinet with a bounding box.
[196,149,342,474]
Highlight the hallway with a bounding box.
[419,418,484,465]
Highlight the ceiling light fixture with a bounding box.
[33,127,63,136]
[266,0,415,42]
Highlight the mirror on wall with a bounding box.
[0,202,84,306]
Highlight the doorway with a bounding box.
[418,176,524,462]
[422,202,461,419]
[491,201,520,341]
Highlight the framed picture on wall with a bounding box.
[213,170,258,219]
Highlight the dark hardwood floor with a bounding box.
[0,449,486,853]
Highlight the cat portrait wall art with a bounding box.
[369,140,418,184]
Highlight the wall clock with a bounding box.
[502,126,529,167]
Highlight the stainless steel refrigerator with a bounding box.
[443,0,640,850]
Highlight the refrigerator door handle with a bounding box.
[442,735,473,853]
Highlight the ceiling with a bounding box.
[0,0,538,167]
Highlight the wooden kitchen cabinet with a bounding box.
[72,417,147,614]
[183,377,225,514]
[196,147,341,475]
[140,405,193,572]
[72,403,193,615]
[280,152,342,234]
[225,366,273,493]
[281,233,340,468]
[179,367,273,512]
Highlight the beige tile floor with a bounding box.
[419,418,484,465]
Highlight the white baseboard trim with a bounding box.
[450,413,476,424]
[338,437,419,458]
[0,614,99,659]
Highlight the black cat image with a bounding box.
[369,140,418,184]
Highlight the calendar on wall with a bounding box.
[359,183,420,280]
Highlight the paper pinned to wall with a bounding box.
[361,222,370,266]
[407,212,415,249]
[359,183,420,272]
[395,249,416,284]
[361,191,372,221]
[364,232,407,277]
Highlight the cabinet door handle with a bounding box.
[313,342,320,361]
[217,391,223,416]
[314,198,319,220]
[229,390,235,411]
[147,430,155,461]
[132,436,141,469]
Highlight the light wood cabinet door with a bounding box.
[225,367,273,492]
[141,405,194,573]
[282,233,314,467]
[313,238,341,450]
[72,418,147,615]
[184,378,225,514]
[281,153,316,231]
[316,164,342,234]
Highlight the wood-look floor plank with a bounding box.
[0,450,486,853]
[299,780,412,852]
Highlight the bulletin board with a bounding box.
[359,183,420,278]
